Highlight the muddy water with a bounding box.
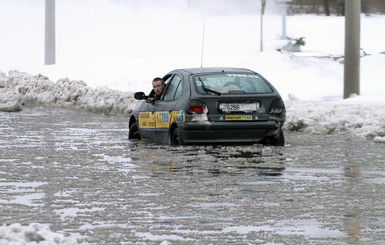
[0,108,384,244]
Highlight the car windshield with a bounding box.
[194,73,273,95]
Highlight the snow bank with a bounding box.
[1,70,384,143]
[0,223,77,245]
[284,94,385,142]
[0,71,135,115]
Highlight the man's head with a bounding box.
[152,77,165,95]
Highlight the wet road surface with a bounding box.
[1,108,385,244]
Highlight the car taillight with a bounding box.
[269,99,285,115]
[186,100,207,114]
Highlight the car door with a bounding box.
[153,74,183,143]
[137,101,157,141]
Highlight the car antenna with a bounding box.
[200,19,205,68]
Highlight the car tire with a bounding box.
[128,122,141,140]
[264,130,285,146]
[171,128,183,145]
[272,130,285,146]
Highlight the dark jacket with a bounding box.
[148,89,161,101]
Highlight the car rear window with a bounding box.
[194,73,274,94]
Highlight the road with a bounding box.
[1,108,384,244]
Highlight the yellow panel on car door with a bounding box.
[170,110,185,124]
[138,112,156,128]
[155,111,171,128]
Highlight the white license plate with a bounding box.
[219,103,259,112]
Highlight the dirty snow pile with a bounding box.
[0,70,135,115]
[283,94,385,143]
[0,223,77,245]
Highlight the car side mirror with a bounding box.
[134,92,147,100]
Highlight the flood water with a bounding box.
[1,108,384,244]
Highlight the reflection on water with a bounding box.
[134,143,286,178]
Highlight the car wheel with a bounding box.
[171,128,183,145]
[264,130,285,146]
[128,122,141,140]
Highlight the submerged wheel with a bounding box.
[128,122,141,140]
[171,128,183,145]
[265,130,285,146]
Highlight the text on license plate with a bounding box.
[225,115,253,120]
[219,103,259,112]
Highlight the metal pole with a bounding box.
[45,0,56,65]
[200,19,205,68]
[344,0,360,99]
[281,3,287,39]
[260,8,263,52]
[260,0,266,52]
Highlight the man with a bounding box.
[147,77,165,103]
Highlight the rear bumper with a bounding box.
[179,121,281,143]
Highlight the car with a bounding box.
[128,67,286,145]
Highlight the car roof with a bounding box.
[170,67,256,75]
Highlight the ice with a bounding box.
[373,136,385,144]
[0,223,77,245]
[222,219,345,238]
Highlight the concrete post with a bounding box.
[260,0,266,52]
[281,3,288,39]
[278,0,292,40]
[45,0,55,65]
[344,0,361,99]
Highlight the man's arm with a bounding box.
[147,89,156,103]
[148,89,155,97]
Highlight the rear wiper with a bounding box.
[198,77,221,95]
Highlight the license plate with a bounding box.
[225,115,253,120]
[219,103,259,112]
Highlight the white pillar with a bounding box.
[278,0,292,40]
[281,3,288,39]
[45,0,55,65]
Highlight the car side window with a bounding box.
[163,75,173,86]
[173,76,183,100]
[163,75,182,101]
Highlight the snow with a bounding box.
[0,223,77,245]
[0,70,134,115]
[0,2,384,242]
[0,1,384,140]
[0,1,384,146]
